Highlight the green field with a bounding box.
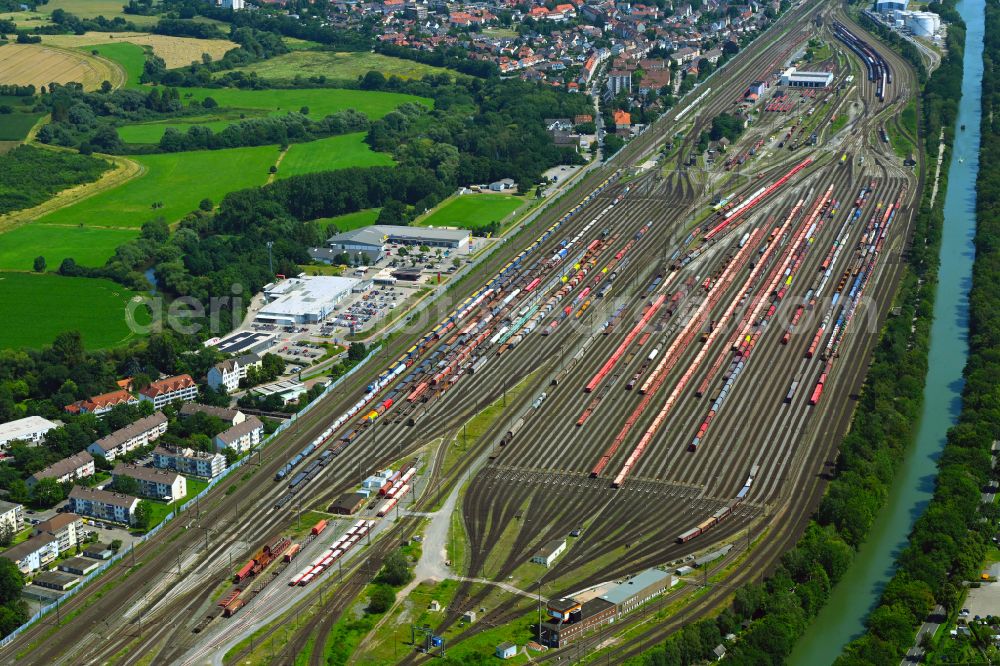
[313,208,381,232]
[82,42,147,88]
[231,51,454,82]
[43,0,159,25]
[416,194,524,230]
[277,133,393,179]
[0,225,138,270]
[37,145,277,228]
[0,272,146,349]
[118,87,430,143]
[0,113,43,141]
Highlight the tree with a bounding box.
[134,500,153,531]
[112,474,140,496]
[111,539,123,552]
[300,106,309,115]
[100,80,112,93]
[0,523,13,548]
[33,256,45,273]
[202,96,218,109]
[30,478,64,507]
[376,549,413,586]
[366,583,395,613]
[198,198,213,211]
[347,342,367,362]
[452,257,461,269]
[6,480,29,504]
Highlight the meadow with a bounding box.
[416,194,525,230]
[117,87,431,143]
[277,133,393,179]
[37,145,277,228]
[313,208,381,232]
[40,0,159,26]
[0,225,138,271]
[0,112,43,141]
[231,50,454,82]
[80,42,146,88]
[0,272,146,349]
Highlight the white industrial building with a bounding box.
[779,67,834,88]
[319,225,472,266]
[0,416,59,450]
[875,0,908,13]
[256,276,359,325]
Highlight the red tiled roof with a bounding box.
[140,374,195,398]
[65,389,136,414]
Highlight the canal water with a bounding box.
[789,1,985,662]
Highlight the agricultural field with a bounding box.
[40,0,159,26]
[76,42,146,88]
[0,272,147,349]
[40,32,237,69]
[117,87,431,142]
[277,133,393,179]
[0,9,52,30]
[0,112,43,141]
[36,145,277,229]
[415,194,525,230]
[313,208,381,232]
[231,50,454,82]
[0,225,138,271]
[0,43,122,91]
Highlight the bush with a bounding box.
[366,584,395,614]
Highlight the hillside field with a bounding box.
[0,43,122,91]
[75,42,147,88]
[314,208,381,232]
[278,134,393,179]
[0,225,138,271]
[416,194,525,230]
[231,50,454,81]
[36,145,278,228]
[41,32,237,69]
[117,87,431,143]
[0,272,147,349]
[37,0,159,26]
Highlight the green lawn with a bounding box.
[0,113,43,141]
[231,50,454,82]
[142,475,210,532]
[117,88,430,143]
[0,224,138,270]
[416,194,525,230]
[277,133,393,179]
[313,208,381,232]
[82,42,147,88]
[36,145,277,228]
[0,272,146,349]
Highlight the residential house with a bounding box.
[139,375,198,410]
[112,465,187,502]
[27,451,95,487]
[0,533,58,574]
[32,513,83,553]
[0,500,24,536]
[613,109,632,131]
[153,446,227,478]
[0,416,59,450]
[179,403,245,426]
[206,354,262,393]
[87,412,168,461]
[213,416,265,454]
[67,486,140,526]
[65,389,139,416]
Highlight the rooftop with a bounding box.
[215,416,264,444]
[30,451,94,482]
[0,533,55,561]
[112,464,183,485]
[327,224,471,247]
[0,416,59,442]
[0,500,22,515]
[140,375,195,398]
[69,486,139,509]
[33,513,81,534]
[259,276,359,320]
[179,403,242,423]
[65,389,136,414]
[598,568,671,606]
[91,412,167,454]
[535,538,566,558]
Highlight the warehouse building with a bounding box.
[329,492,367,516]
[256,276,359,325]
[58,556,100,576]
[779,67,834,88]
[325,225,471,262]
[33,571,79,591]
[540,568,673,647]
[875,0,908,12]
[0,416,59,449]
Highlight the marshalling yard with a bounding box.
[0,1,925,664]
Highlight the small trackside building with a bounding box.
[0,415,59,449]
[541,598,616,647]
[87,412,168,461]
[531,539,567,567]
[213,416,264,454]
[112,464,187,502]
[139,374,198,410]
[68,487,140,526]
[28,451,96,487]
[329,492,367,516]
[495,642,517,659]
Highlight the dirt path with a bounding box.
[0,151,144,234]
[267,146,289,184]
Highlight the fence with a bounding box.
[0,346,383,651]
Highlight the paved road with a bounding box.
[900,604,946,665]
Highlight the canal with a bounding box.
[789,0,985,662]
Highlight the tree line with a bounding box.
[0,145,110,215]
[626,5,966,664]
